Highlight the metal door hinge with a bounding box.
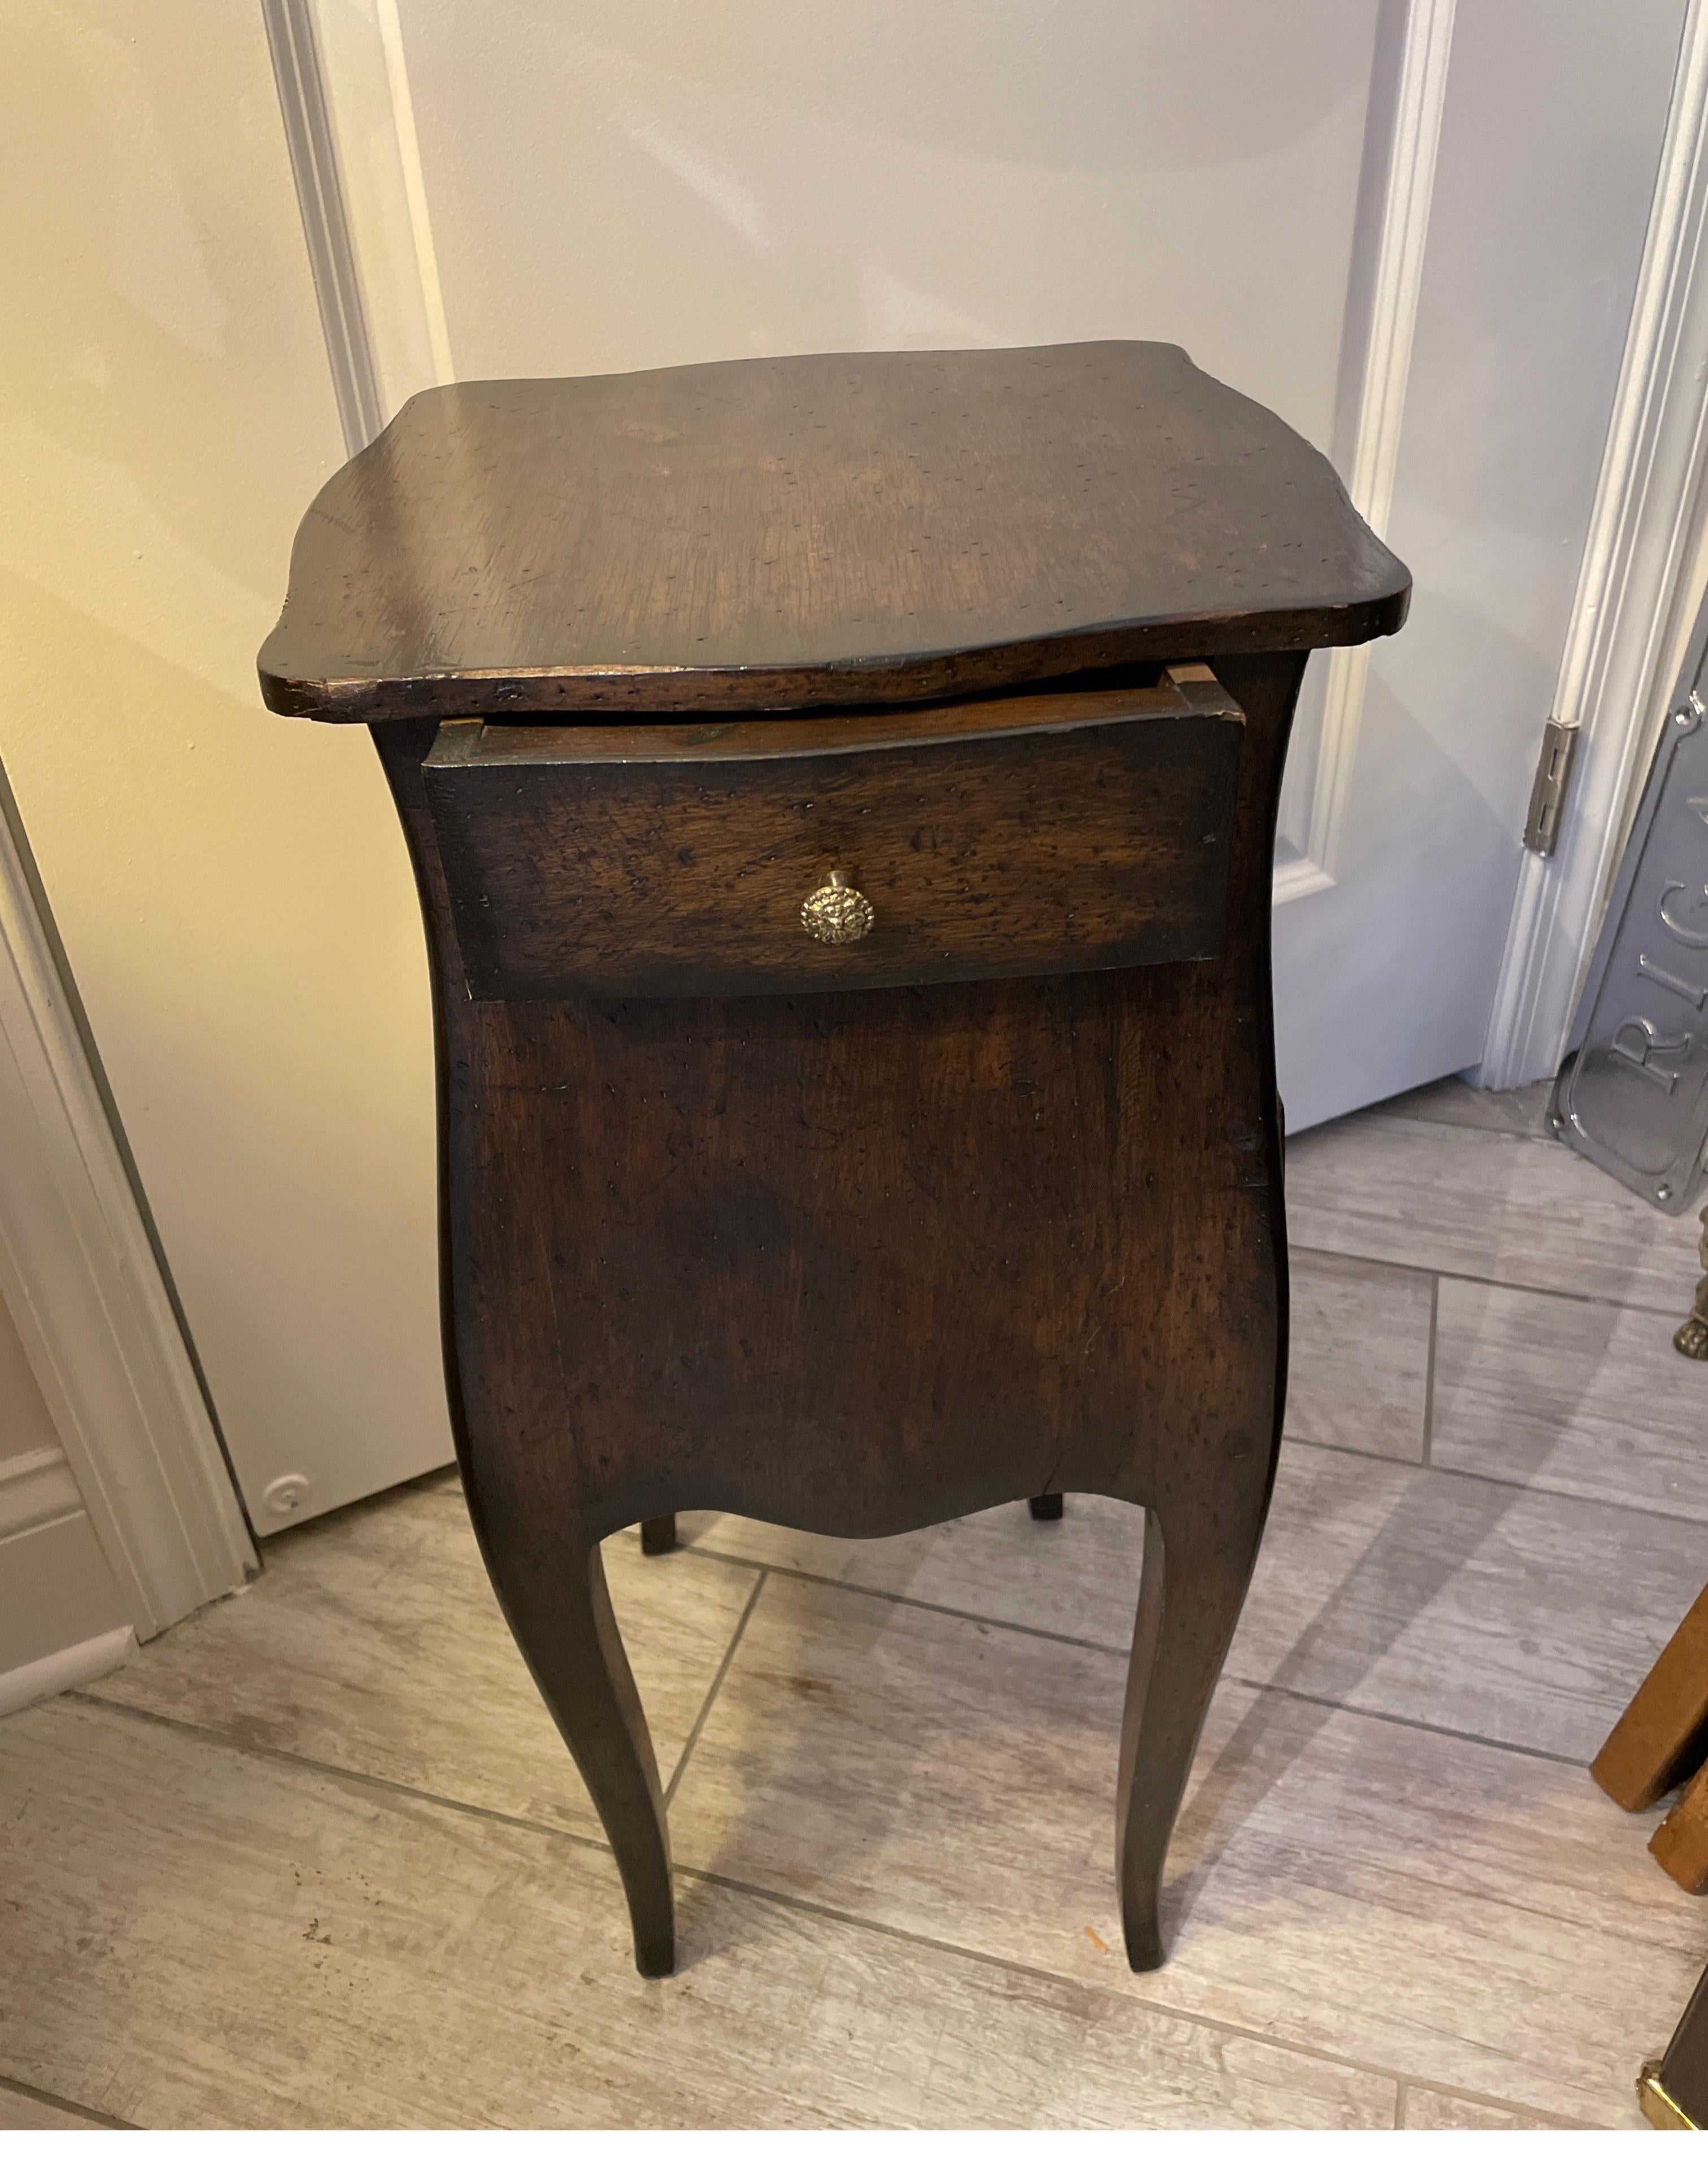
[1524,717,1579,856]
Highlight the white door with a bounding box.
[3,0,1693,1542]
[1272,0,1690,1124]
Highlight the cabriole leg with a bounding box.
[1116,1456,1274,1971]
[465,1491,676,1976]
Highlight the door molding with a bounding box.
[264,0,452,449]
[1274,0,1457,905]
[0,772,255,1640]
[262,0,385,451]
[1481,0,1708,1090]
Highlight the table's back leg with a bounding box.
[1116,1444,1276,1970]
[465,1484,676,1977]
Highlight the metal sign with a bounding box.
[1554,586,1708,1211]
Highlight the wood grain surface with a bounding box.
[1650,1760,1708,1892]
[1594,1579,1708,1812]
[259,343,1409,720]
[423,673,1241,1000]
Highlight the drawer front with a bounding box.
[423,678,1242,1001]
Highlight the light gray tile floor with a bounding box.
[2,1076,1704,2130]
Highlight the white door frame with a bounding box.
[0,773,255,1640]
[1482,0,1708,1090]
[1274,0,1457,908]
[263,0,454,449]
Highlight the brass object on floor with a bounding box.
[1639,2057,1697,2130]
[1675,1203,1708,1358]
[1638,1961,1708,2130]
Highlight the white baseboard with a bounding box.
[0,1624,135,1718]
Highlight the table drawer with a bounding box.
[422,665,1243,1001]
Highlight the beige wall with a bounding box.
[0,1,452,1531]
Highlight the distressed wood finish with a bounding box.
[1594,1577,1708,1811]
[422,668,1242,1001]
[372,649,1299,1976]
[259,342,1408,721]
[260,342,1409,1980]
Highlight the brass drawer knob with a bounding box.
[801,871,874,946]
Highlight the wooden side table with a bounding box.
[259,343,1408,1978]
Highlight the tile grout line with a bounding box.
[63,1688,618,1860]
[665,1551,1623,1769]
[1292,1242,1694,1322]
[676,1544,1143,1657]
[0,2069,134,2131]
[1387,2070,1603,2132]
[1280,1429,1708,1532]
[668,1861,1610,2127]
[437,1483,1679,1760]
[663,1567,767,1808]
[231,1463,1674,1765]
[52,1686,1453,2118]
[78,1590,1597,1786]
[1410,1456,1708,1529]
[1420,1272,1439,1466]
[1276,1428,1708,1530]
[1284,1434,1437,1473]
[667,1861,1445,2106]
[1215,1676,1589,1771]
[676,1542,1136,1656]
[1355,1106,1554,1147]
[1392,2080,1408,2129]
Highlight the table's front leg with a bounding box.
[462,1465,676,1977]
[368,721,681,1973]
[1116,1447,1275,1968]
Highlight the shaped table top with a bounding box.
[259,341,1409,721]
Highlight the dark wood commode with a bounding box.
[260,343,1409,1979]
